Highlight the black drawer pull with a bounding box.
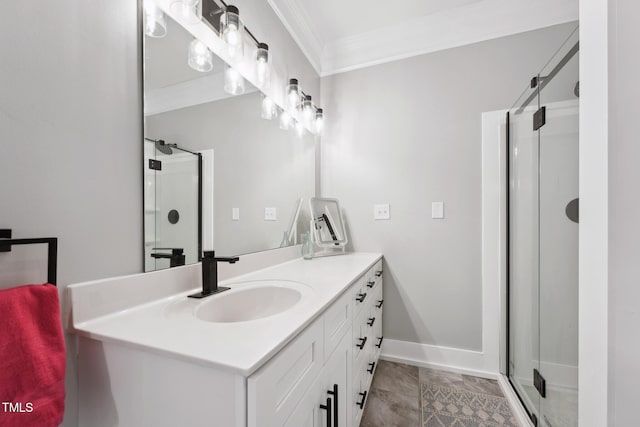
[366,280,375,288]
[327,384,338,427]
[376,336,384,348]
[356,292,367,303]
[367,317,376,327]
[375,270,383,277]
[367,362,376,374]
[357,336,368,350]
[376,300,383,309]
[357,390,368,409]
[320,396,332,427]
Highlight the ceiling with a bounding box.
[267,0,578,76]
[294,0,484,41]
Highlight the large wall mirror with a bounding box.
[143,8,316,272]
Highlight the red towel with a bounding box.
[0,284,66,427]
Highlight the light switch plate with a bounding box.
[432,202,444,219]
[374,204,390,220]
[264,207,277,221]
[232,208,240,221]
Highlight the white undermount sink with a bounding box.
[194,280,308,323]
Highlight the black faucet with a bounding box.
[151,248,185,268]
[188,251,239,298]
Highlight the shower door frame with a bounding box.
[505,38,580,427]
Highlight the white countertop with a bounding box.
[70,252,382,376]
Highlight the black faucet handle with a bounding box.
[202,251,239,264]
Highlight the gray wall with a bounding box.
[609,0,640,424]
[0,2,141,426]
[0,1,319,426]
[321,22,578,351]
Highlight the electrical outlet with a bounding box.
[232,208,240,221]
[264,207,277,221]
[374,204,390,220]
[432,202,444,219]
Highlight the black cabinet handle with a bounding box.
[376,300,383,309]
[376,336,384,348]
[367,317,376,327]
[356,292,367,303]
[320,396,332,427]
[375,270,383,277]
[357,390,368,409]
[367,362,376,374]
[357,336,368,350]
[327,384,338,427]
[366,281,375,288]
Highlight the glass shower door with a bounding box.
[507,84,541,421]
[538,33,579,427]
[507,25,579,427]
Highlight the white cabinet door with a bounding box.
[285,331,350,427]
[248,319,324,427]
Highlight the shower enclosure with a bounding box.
[506,27,578,426]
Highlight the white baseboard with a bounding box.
[380,338,498,380]
[497,375,535,427]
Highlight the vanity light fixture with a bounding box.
[279,111,292,130]
[143,0,167,38]
[315,108,324,135]
[261,95,277,120]
[188,38,213,72]
[255,43,271,87]
[198,1,325,135]
[224,63,245,95]
[170,0,201,25]
[286,78,300,111]
[220,5,244,60]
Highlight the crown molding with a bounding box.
[321,0,578,76]
[268,0,578,77]
[266,0,324,75]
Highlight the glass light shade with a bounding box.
[315,109,324,134]
[295,120,305,137]
[256,43,271,87]
[286,78,300,110]
[224,64,245,95]
[220,5,244,60]
[188,39,213,72]
[279,111,292,130]
[302,95,314,126]
[170,0,201,25]
[261,96,277,120]
[144,0,167,38]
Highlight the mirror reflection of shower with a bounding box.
[144,137,202,272]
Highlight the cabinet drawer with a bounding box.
[248,319,324,427]
[352,309,370,379]
[352,368,369,427]
[352,279,369,317]
[372,260,383,281]
[323,290,352,363]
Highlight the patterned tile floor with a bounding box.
[361,360,520,427]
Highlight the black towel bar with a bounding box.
[0,229,58,286]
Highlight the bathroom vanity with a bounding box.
[68,252,383,427]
